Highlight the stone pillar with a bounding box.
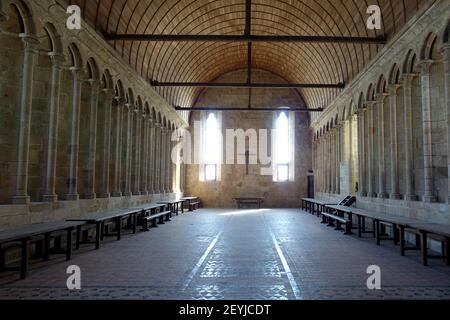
[328,133,332,193]
[331,130,336,194]
[154,123,161,194]
[357,108,367,196]
[99,89,115,198]
[64,67,83,201]
[123,104,134,197]
[111,98,124,197]
[84,80,100,199]
[12,35,39,204]
[167,129,173,193]
[367,101,376,197]
[133,108,141,195]
[335,126,341,194]
[389,84,402,199]
[148,120,155,194]
[141,114,149,195]
[440,44,450,204]
[420,61,437,203]
[402,74,418,201]
[161,128,167,193]
[376,93,388,198]
[42,53,63,202]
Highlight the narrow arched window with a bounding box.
[204,113,218,181]
[276,112,290,181]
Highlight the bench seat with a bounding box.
[141,211,172,231]
[320,212,353,235]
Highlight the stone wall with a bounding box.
[185,70,312,208]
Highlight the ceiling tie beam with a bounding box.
[103,33,387,44]
[151,81,345,89]
[174,106,324,112]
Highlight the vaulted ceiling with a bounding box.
[70,0,430,110]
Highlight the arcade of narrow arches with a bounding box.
[0,0,450,301]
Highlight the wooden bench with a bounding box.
[181,197,201,212]
[158,200,185,216]
[320,212,353,235]
[0,221,85,279]
[234,197,264,209]
[301,198,337,216]
[67,208,142,250]
[141,210,172,231]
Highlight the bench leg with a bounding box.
[95,222,101,250]
[321,214,327,224]
[357,216,362,238]
[327,218,335,227]
[76,226,81,250]
[20,239,29,280]
[0,244,4,269]
[392,224,399,246]
[158,216,165,225]
[335,221,344,231]
[420,231,428,266]
[66,229,73,261]
[43,233,50,261]
[165,214,171,222]
[116,217,122,241]
[375,220,381,246]
[445,237,450,266]
[344,221,353,235]
[132,213,137,234]
[399,225,406,256]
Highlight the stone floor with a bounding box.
[1,208,450,300]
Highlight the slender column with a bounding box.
[441,45,450,204]
[163,127,167,193]
[123,104,134,197]
[99,89,115,198]
[154,123,161,193]
[64,68,83,201]
[148,120,155,194]
[420,61,437,203]
[348,117,354,194]
[133,108,141,195]
[357,108,367,196]
[111,98,124,197]
[330,130,335,194]
[324,135,328,193]
[336,126,341,194]
[376,93,388,198]
[318,139,322,192]
[167,129,173,193]
[327,133,332,193]
[12,35,39,204]
[402,74,418,201]
[141,114,149,195]
[389,84,402,199]
[367,101,376,197]
[84,80,100,199]
[42,53,64,202]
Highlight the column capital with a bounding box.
[440,44,450,60]
[418,59,434,75]
[375,92,389,102]
[19,33,39,52]
[401,73,418,86]
[387,83,403,93]
[48,52,65,67]
[366,100,377,108]
[88,78,100,88]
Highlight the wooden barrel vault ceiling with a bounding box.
[69,0,430,111]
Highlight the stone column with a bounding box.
[167,129,173,193]
[161,128,167,193]
[327,133,332,193]
[357,108,367,196]
[133,108,141,195]
[331,130,336,194]
[154,123,161,194]
[111,98,124,197]
[64,67,83,201]
[389,84,402,199]
[99,89,115,198]
[335,126,341,194]
[170,129,175,193]
[123,104,134,197]
[12,35,39,204]
[441,44,450,204]
[402,74,418,201]
[148,120,155,194]
[420,61,437,203]
[376,93,388,198]
[42,53,63,202]
[84,80,100,199]
[140,114,149,195]
[367,100,376,197]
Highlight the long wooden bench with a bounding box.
[301,198,338,216]
[320,211,353,235]
[234,197,264,209]
[158,200,185,216]
[141,211,172,231]
[181,197,201,212]
[67,208,142,250]
[0,221,86,279]
[325,204,450,266]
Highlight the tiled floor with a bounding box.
[1,208,450,300]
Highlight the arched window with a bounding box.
[204,113,218,181]
[276,112,290,181]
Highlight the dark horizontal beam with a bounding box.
[175,106,323,112]
[151,81,345,89]
[104,33,387,44]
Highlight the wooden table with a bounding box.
[234,197,264,209]
[0,220,86,279]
